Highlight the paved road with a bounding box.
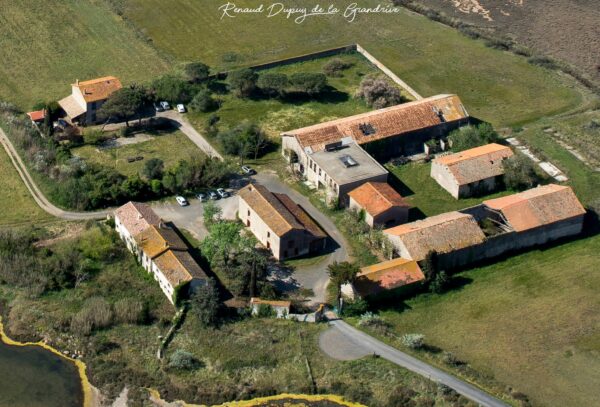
[0,127,110,221]
[323,320,509,407]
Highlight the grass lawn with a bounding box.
[124,0,585,126]
[387,162,514,217]
[368,233,600,407]
[0,0,170,110]
[71,131,204,177]
[0,147,53,227]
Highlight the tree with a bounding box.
[218,122,269,162]
[503,153,539,191]
[151,75,195,103]
[448,123,500,152]
[202,200,222,226]
[200,221,244,269]
[228,68,258,98]
[97,86,147,127]
[190,278,221,328]
[142,158,164,180]
[289,72,328,95]
[355,76,403,108]
[189,89,217,112]
[257,73,289,98]
[327,261,360,312]
[184,62,210,83]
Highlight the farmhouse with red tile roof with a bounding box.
[348,182,410,227]
[114,202,207,304]
[431,143,514,199]
[59,76,122,125]
[238,183,327,260]
[281,94,469,176]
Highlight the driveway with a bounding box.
[254,171,351,304]
[152,194,238,240]
[321,320,510,407]
[157,110,223,160]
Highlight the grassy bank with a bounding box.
[0,146,52,227]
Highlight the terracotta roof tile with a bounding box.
[354,257,424,296]
[250,297,291,308]
[133,224,187,258]
[75,76,122,103]
[283,94,468,151]
[27,110,46,122]
[483,184,586,232]
[115,202,162,237]
[434,143,513,185]
[154,250,206,288]
[348,182,409,217]
[384,212,486,261]
[239,184,325,239]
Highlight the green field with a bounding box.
[368,234,600,406]
[124,0,584,126]
[0,147,52,227]
[71,131,203,177]
[387,162,514,218]
[0,0,170,110]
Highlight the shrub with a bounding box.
[503,153,540,191]
[184,62,210,83]
[341,298,369,317]
[228,68,258,98]
[189,89,218,112]
[355,76,404,108]
[257,73,289,98]
[323,58,352,77]
[384,384,417,407]
[168,349,200,370]
[70,297,113,335]
[289,72,328,95]
[114,298,146,324]
[528,56,558,70]
[429,271,449,294]
[142,158,164,180]
[358,312,389,330]
[401,333,425,349]
[449,123,500,152]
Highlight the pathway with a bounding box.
[158,110,223,160]
[0,127,110,221]
[321,319,510,407]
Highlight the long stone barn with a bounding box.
[384,184,586,270]
[281,94,470,174]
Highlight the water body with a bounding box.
[0,338,83,407]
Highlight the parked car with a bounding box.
[208,190,218,200]
[175,196,189,206]
[153,102,164,112]
[241,165,255,175]
[160,101,171,110]
[217,188,229,198]
[196,192,207,202]
[176,104,186,113]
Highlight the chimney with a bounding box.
[138,213,142,220]
[76,79,79,86]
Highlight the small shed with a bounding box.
[26,109,46,123]
[250,297,291,318]
[348,182,409,228]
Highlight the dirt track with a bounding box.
[415,0,600,86]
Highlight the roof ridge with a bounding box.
[254,186,297,232]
